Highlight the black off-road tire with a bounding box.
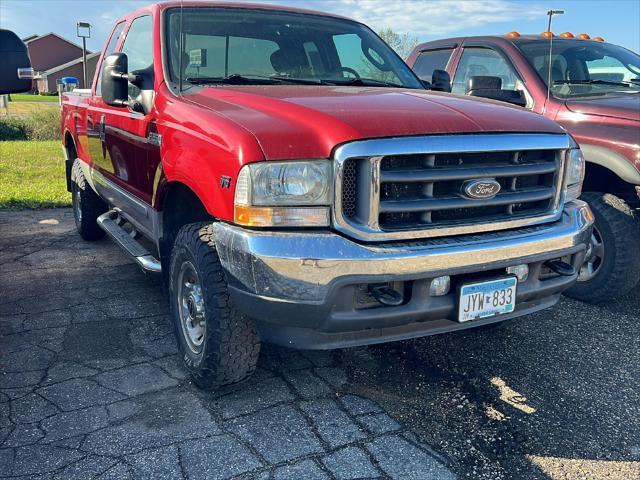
[169,222,260,389]
[564,192,640,304]
[71,160,107,241]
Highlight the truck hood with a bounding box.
[184,86,565,159]
[565,94,640,122]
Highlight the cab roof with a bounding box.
[126,1,353,22]
[414,34,609,52]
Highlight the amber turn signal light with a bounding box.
[560,32,574,38]
[506,31,520,38]
[577,33,591,39]
[540,31,554,38]
[234,205,330,227]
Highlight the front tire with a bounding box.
[169,223,260,389]
[71,161,107,241]
[565,192,640,304]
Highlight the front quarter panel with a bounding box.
[555,106,640,184]
[154,84,265,220]
[61,92,91,163]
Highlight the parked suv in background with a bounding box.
[61,3,592,389]
[407,33,640,303]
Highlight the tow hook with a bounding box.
[543,259,576,277]
[370,285,404,306]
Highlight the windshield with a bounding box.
[515,39,640,98]
[164,7,422,89]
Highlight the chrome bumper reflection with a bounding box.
[213,201,593,303]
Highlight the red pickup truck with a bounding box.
[407,33,640,303]
[61,2,593,389]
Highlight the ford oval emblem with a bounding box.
[462,179,501,200]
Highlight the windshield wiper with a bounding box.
[328,77,407,88]
[269,76,325,85]
[184,74,410,88]
[185,74,283,85]
[185,74,324,86]
[553,79,636,87]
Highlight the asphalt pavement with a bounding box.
[1,208,638,480]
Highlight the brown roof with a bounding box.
[25,32,91,53]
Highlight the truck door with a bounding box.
[87,21,125,171]
[412,47,456,84]
[86,14,159,233]
[450,46,533,109]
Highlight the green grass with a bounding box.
[1,101,58,117]
[9,94,59,102]
[0,140,70,209]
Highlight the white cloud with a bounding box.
[0,0,545,50]
[311,0,545,35]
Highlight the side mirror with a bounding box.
[466,75,527,107]
[431,69,451,92]
[101,53,130,107]
[0,29,34,95]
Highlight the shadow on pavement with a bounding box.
[1,208,638,479]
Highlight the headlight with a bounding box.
[234,160,332,227]
[565,147,585,201]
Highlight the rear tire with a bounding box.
[169,222,260,389]
[71,161,107,241]
[564,192,640,304]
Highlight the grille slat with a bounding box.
[334,134,570,241]
[380,161,557,183]
[339,145,563,235]
[379,187,555,213]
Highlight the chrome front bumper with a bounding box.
[212,201,593,348]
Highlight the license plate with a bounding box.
[458,277,517,322]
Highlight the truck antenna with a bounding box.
[545,9,564,112]
[178,0,184,95]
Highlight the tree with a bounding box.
[378,28,419,60]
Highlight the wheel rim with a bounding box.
[177,261,206,354]
[578,225,605,282]
[73,188,82,223]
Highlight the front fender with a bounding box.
[154,88,264,220]
[581,142,640,185]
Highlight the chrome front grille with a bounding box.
[334,134,571,241]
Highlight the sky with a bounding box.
[1,0,638,55]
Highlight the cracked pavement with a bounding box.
[1,208,638,479]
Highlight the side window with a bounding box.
[120,15,154,98]
[95,21,125,95]
[586,55,633,82]
[333,33,402,84]
[413,48,453,81]
[452,47,518,94]
[182,36,279,79]
[303,41,326,76]
[228,37,279,76]
[184,35,225,79]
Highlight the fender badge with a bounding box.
[148,132,162,147]
[220,176,231,189]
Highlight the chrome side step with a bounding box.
[97,210,162,273]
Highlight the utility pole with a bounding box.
[547,9,564,33]
[76,22,91,88]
